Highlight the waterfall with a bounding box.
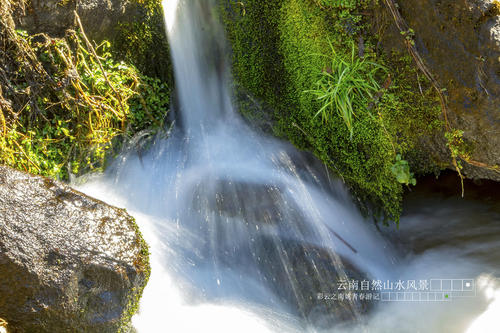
[167,0,234,133]
[77,0,500,332]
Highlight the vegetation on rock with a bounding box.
[0,1,170,180]
[2,0,497,226]
[0,2,159,329]
[114,0,173,82]
[0,165,151,332]
[221,0,442,224]
[305,41,386,139]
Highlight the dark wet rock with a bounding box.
[376,0,500,181]
[233,88,277,135]
[254,237,370,328]
[195,179,300,227]
[16,0,144,42]
[189,178,370,327]
[0,166,150,332]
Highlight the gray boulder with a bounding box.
[188,178,370,327]
[0,166,150,332]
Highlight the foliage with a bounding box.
[315,0,360,9]
[220,0,286,110]
[306,42,385,139]
[391,154,416,186]
[445,129,472,173]
[0,24,169,180]
[400,28,416,46]
[445,130,469,162]
[119,213,151,333]
[128,75,170,133]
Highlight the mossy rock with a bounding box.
[221,0,443,223]
[373,0,500,181]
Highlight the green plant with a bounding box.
[128,75,170,133]
[314,0,362,9]
[391,154,416,186]
[445,129,470,164]
[306,42,385,139]
[115,0,172,82]
[400,28,415,46]
[0,25,169,180]
[445,129,470,196]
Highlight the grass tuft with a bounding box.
[306,41,385,139]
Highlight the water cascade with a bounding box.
[78,0,500,331]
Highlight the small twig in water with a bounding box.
[326,226,358,254]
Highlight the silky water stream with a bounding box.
[78,1,500,332]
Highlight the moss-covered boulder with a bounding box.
[0,166,150,332]
[220,0,442,223]
[220,0,500,222]
[375,0,500,181]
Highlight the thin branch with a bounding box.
[74,11,127,130]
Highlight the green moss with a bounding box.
[114,0,173,84]
[221,0,287,110]
[221,0,442,224]
[119,214,151,333]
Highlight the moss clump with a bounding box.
[222,0,442,224]
[221,0,286,109]
[114,0,173,84]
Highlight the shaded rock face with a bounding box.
[0,166,150,332]
[377,0,500,180]
[254,238,370,328]
[16,0,143,42]
[187,177,370,328]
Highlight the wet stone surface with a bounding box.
[0,166,149,332]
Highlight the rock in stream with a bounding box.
[0,166,150,332]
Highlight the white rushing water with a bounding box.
[78,0,500,331]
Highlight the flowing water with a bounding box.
[78,1,500,331]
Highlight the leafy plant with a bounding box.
[222,0,438,224]
[445,129,470,196]
[306,41,385,139]
[0,25,169,180]
[400,28,415,46]
[391,154,416,186]
[128,75,170,133]
[445,129,471,164]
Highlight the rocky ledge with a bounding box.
[0,166,150,332]
[377,0,500,181]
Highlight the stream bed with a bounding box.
[79,0,499,331]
